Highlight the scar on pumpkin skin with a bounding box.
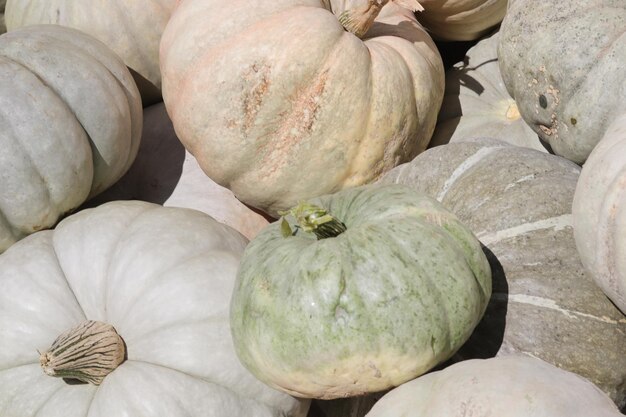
[242,62,271,135]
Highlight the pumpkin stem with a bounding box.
[338,0,424,38]
[39,320,126,385]
[279,202,347,239]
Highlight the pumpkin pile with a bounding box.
[0,1,624,416]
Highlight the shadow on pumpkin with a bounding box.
[449,244,509,362]
[82,103,186,210]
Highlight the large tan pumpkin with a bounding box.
[417,0,506,41]
[160,0,445,216]
[573,113,626,314]
[5,0,178,105]
[0,25,142,253]
[429,31,545,152]
[87,103,270,240]
[380,139,626,407]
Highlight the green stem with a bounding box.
[280,202,346,240]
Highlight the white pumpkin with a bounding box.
[5,0,178,105]
[429,31,546,152]
[0,201,309,417]
[573,113,626,314]
[367,356,623,417]
[417,0,506,41]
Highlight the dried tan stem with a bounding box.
[39,320,126,385]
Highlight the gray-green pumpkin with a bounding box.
[0,25,142,253]
[429,31,545,152]
[497,0,626,164]
[380,139,626,408]
[230,183,491,400]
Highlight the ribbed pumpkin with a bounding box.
[573,113,626,314]
[429,31,545,152]
[86,103,270,241]
[160,0,445,216]
[416,0,506,41]
[0,25,142,253]
[0,201,309,417]
[497,0,626,164]
[380,140,626,407]
[5,0,178,105]
[367,356,624,417]
[231,184,491,399]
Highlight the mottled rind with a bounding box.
[230,184,491,399]
[380,140,626,408]
[498,0,626,164]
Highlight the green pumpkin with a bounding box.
[230,184,491,400]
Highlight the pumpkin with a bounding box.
[573,113,626,314]
[230,183,492,399]
[379,139,626,407]
[160,0,445,216]
[86,103,270,241]
[0,201,309,417]
[0,24,142,253]
[497,0,626,164]
[5,0,178,105]
[416,0,506,41]
[429,31,546,152]
[367,356,624,417]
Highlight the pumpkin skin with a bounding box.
[0,201,309,417]
[379,139,626,407]
[497,0,626,164]
[0,25,142,253]
[5,0,178,105]
[429,31,546,152]
[230,184,491,399]
[366,356,624,417]
[160,0,445,216]
[416,0,506,41]
[86,103,270,241]
[573,113,626,314]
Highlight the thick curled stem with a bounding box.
[338,0,424,38]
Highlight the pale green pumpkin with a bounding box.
[230,184,491,400]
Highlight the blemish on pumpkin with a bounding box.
[539,94,548,109]
[570,117,577,125]
[368,361,382,378]
[261,69,329,173]
[506,103,521,120]
[242,62,271,135]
